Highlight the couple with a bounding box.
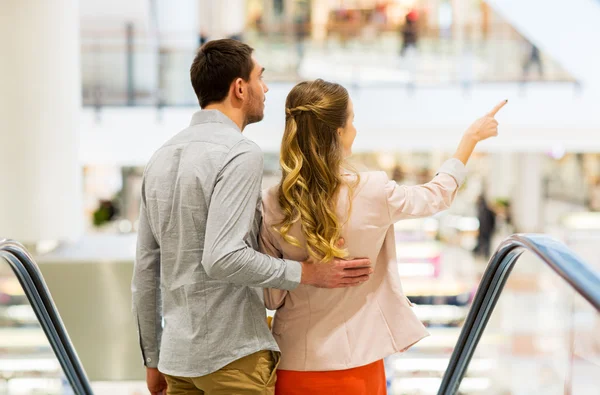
[132,39,506,395]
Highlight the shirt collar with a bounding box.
[189,109,241,133]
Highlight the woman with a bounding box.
[260,79,506,394]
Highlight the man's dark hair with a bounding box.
[190,39,255,108]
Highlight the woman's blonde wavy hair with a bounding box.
[276,79,359,263]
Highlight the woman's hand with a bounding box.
[465,100,507,142]
[453,100,508,165]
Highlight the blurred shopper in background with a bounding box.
[474,194,497,258]
[400,9,419,57]
[522,43,544,79]
[261,78,507,394]
[392,164,405,183]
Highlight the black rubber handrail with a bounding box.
[0,239,93,395]
[437,234,600,395]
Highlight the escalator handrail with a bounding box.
[0,239,93,395]
[438,233,600,395]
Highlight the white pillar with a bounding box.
[510,153,544,233]
[198,0,246,40]
[311,0,330,42]
[0,0,83,244]
[486,153,515,201]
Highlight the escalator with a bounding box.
[1,235,599,394]
[0,240,92,395]
[436,234,600,394]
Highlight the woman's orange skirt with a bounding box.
[275,360,387,395]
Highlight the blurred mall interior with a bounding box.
[1,0,600,394]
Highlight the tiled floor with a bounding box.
[91,381,148,395]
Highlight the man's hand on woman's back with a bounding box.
[299,239,373,288]
[300,257,372,288]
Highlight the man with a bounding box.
[132,39,373,395]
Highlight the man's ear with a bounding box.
[233,78,245,100]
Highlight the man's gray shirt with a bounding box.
[132,110,302,377]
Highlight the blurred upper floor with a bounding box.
[72,0,600,166]
[80,0,600,108]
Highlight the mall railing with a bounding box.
[437,234,600,395]
[81,21,576,107]
[0,239,93,395]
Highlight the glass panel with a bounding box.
[458,252,600,394]
[158,49,198,106]
[0,256,74,395]
[386,221,479,394]
[570,290,600,393]
[81,48,128,106]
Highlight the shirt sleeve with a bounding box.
[259,211,289,310]
[385,158,467,223]
[131,181,162,368]
[201,140,302,290]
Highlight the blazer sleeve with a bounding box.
[385,158,467,223]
